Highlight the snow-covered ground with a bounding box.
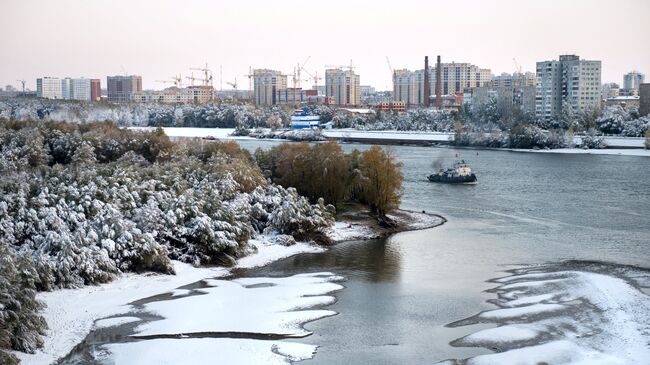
[129,127,648,153]
[325,221,381,243]
[96,338,318,365]
[323,129,454,142]
[510,147,650,156]
[13,237,325,365]
[438,263,650,365]
[128,127,248,140]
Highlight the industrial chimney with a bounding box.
[435,55,442,109]
[423,56,430,107]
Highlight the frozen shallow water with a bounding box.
[438,262,650,365]
[56,272,344,365]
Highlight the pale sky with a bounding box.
[1,0,649,91]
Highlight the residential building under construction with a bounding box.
[253,69,288,106]
[131,85,215,104]
[325,68,360,106]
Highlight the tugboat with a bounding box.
[428,160,477,184]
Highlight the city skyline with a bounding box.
[1,0,649,91]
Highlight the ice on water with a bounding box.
[438,263,650,365]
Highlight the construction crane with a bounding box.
[513,58,523,75]
[290,56,312,104]
[156,75,182,88]
[325,59,355,72]
[16,79,26,94]
[190,63,213,87]
[155,80,176,88]
[185,73,199,87]
[244,66,254,96]
[385,56,395,93]
[226,78,238,90]
[300,68,322,88]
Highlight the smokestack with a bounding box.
[423,56,430,107]
[435,55,442,109]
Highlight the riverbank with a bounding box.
[13,210,446,365]
[128,127,649,153]
[327,207,447,243]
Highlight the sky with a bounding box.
[1,0,649,91]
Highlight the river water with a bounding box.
[234,142,650,364]
[60,141,650,364]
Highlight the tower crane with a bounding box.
[226,78,238,90]
[291,56,312,104]
[155,80,176,88]
[190,63,213,87]
[185,73,199,87]
[325,59,355,72]
[156,75,182,88]
[244,66,254,97]
[16,79,26,94]
[513,58,523,75]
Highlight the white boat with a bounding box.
[290,108,320,129]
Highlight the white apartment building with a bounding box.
[392,62,492,107]
[37,77,63,99]
[325,68,360,106]
[253,69,287,106]
[535,55,601,120]
[132,86,215,104]
[70,79,92,101]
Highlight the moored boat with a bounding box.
[290,107,321,129]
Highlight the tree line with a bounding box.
[254,142,404,223]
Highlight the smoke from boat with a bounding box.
[431,156,445,171]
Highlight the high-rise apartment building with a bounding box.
[325,68,360,106]
[91,79,101,101]
[36,77,63,99]
[640,83,650,117]
[253,69,287,106]
[623,71,645,95]
[535,55,601,120]
[69,78,92,101]
[107,75,143,103]
[392,61,492,107]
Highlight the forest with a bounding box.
[0,119,404,364]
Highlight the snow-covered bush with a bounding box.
[621,116,650,137]
[580,130,607,149]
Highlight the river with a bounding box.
[60,141,650,364]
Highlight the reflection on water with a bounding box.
[240,238,402,283]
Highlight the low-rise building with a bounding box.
[605,96,640,110]
[131,86,215,104]
[377,101,406,113]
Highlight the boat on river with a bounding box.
[428,160,477,184]
[290,107,321,129]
